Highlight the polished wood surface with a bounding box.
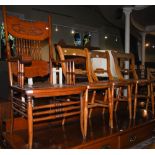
[1,108,155,149]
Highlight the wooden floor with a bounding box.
[1,105,155,149]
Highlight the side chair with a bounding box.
[3,6,88,148]
[56,45,114,128]
[112,51,153,119]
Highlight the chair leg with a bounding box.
[88,90,96,118]
[146,84,150,112]
[133,83,138,119]
[102,90,107,114]
[127,84,132,119]
[62,118,66,126]
[114,87,122,112]
[108,87,113,128]
[83,89,88,139]
[151,83,155,117]
[10,90,14,134]
[10,106,14,134]
[27,96,33,149]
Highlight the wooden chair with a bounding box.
[56,45,114,128]
[90,51,133,120]
[56,45,93,84]
[89,51,114,116]
[3,5,52,143]
[3,7,88,148]
[112,51,153,119]
[147,68,155,116]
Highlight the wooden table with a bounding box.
[10,83,87,148]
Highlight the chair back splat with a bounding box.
[90,51,113,81]
[2,6,54,86]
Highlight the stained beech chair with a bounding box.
[147,68,155,116]
[3,7,88,148]
[3,5,52,145]
[90,51,132,119]
[112,51,153,119]
[89,51,113,116]
[56,45,93,84]
[56,45,114,128]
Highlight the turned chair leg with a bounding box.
[127,84,132,119]
[145,84,150,112]
[27,96,33,149]
[10,90,14,134]
[102,90,107,115]
[88,90,96,118]
[10,107,14,134]
[114,87,122,112]
[133,83,138,119]
[108,87,113,128]
[150,83,155,117]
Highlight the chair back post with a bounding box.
[85,48,93,83]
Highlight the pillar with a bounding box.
[123,7,133,96]
[123,7,133,54]
[123,7,133,72]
